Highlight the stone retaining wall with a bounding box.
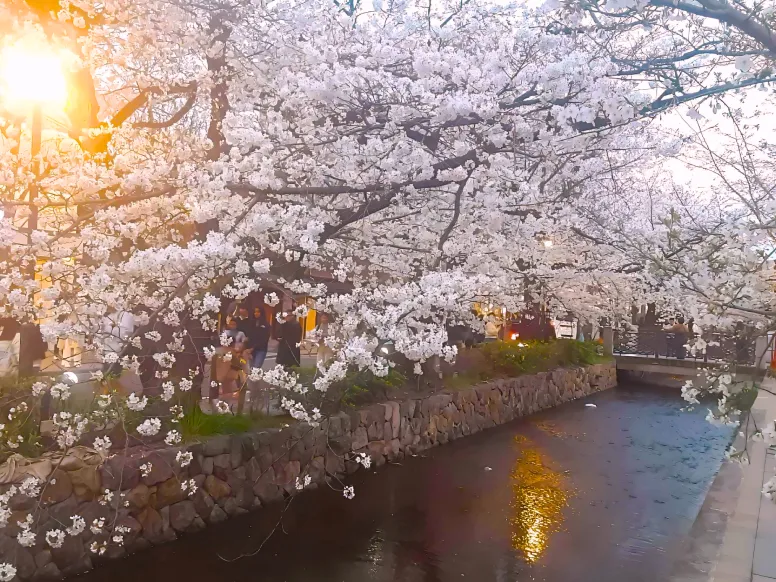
[2,362,615,579]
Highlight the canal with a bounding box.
[76,384,733,582]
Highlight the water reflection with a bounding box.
[533,421,569,439]
[510,435,568,563]
[534,420,586,442]
[73,386,733,582]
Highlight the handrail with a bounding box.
[613,330,755,365]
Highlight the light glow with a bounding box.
[0,41,68,108]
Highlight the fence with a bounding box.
[613,330,756,365]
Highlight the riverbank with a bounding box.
[0,362,615,579]
[670,378,776,582]
[72,382,730,582]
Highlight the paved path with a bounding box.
[262,351,317,369]
[671,378,776,582]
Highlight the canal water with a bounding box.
[77,384,733,582]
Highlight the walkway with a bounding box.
[671,379,776,582]
[614,354,765,384]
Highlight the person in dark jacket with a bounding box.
[276,313,302,368]
[247,306,271,370]
[734,322,749,363]
[235,306,252,338]
[18,323,46,376]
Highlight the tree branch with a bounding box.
[435,177,469,268]
[650,0,776,53]
[134,92,198,129]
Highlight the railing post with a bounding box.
[755,335,770,369]
[602,327,613,357]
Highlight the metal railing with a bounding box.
[613,331,755,365]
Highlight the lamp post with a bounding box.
[0,40,69,377]
[29,104,42,246]
[16,105,43,377]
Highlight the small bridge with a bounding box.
[608,330,769,384]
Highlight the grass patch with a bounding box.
[180,405,293,440]
[443,371,484,392]
[249,412,295,430]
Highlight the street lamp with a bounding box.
[0,41,69,190]
[0,43,68,109]
[0,40,69,376]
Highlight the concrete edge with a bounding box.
[671,388,776,582]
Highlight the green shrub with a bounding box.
[728,385,758,413]
[479,339,604,377]
[178,341,605,436]
[0,376,44,461]
[292,366,318,387]
[341,367,406,406]
[290,365,407,407]
[561,339,605,366]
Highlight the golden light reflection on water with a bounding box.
[533,421,568,439]
[534,420,586,441]
[510,435,569,564]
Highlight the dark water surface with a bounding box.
[77,384,732,582]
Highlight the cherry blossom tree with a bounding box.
[0,0,670,568]
[5,0,771,572]
[556,0,776,117]
[543,0,776,432]
[0,0,661,388]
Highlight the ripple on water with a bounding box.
[71,384,734,582]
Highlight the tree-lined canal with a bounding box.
[77,384,732,582]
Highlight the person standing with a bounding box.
[276,312,302,368]
[484,318,501,342]
[315,313,334,366]
[223,316,246,345]
[235,306,252,338]
[544,319,557,341]
[734,322,749,363]
[0,318,19,377]
[663,318,676,357]
[248,306,271,370]
[671,317,690,360]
